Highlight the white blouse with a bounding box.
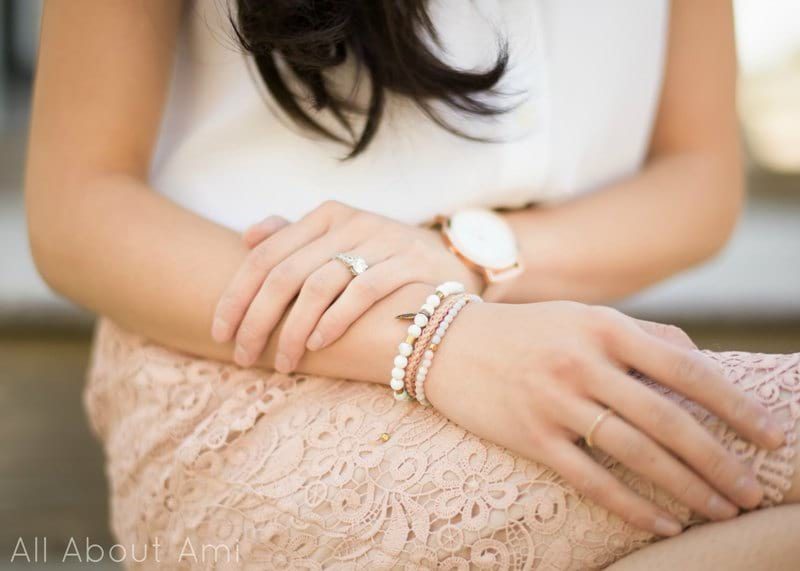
[151,0,669,231]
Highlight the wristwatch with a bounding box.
[433,208,522,300]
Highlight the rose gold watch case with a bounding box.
[433,214,523,285]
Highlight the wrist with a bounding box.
[421,299,496,409]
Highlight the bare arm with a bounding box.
[25,0,418,381]
[499,0,744,303]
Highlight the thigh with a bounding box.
[86,320,800,570]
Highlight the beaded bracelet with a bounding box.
[404,293,463,400]
[413,293,481,407]
[389,281,466,401]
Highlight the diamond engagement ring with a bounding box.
[333,253,369,277]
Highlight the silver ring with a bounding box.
[333,253,369,277]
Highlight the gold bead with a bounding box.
[379,433,391,442]
[405,335,415,345]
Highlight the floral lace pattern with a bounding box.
[84,318,799,570]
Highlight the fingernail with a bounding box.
[234,345,251,367]
[211,318,229,342]
[274,352,292,373]
[735,474,763,507]
[707,494,738,520]
[653,516,682,537]
[757,415,785,447]
[306,331,324,351]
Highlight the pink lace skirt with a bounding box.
[84,318,799,570]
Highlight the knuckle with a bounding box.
[590,305,623,321]
[672,353,704,388]
[674,478,696,505]
[303,272,330,298]
[235,321,259,347]
[249,244,273,267]
[349,276,380,300]
[728,395,751,423]
[706,450,729,481]
[267,261,297,289]
[664,324,690,341]
[649,402,679,432]
[577,474,604,499]
[587,305,625,345]
[319,199,344,213]
[621,434,648,463]
[546,349,587,380]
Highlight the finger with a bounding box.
[242,215,290,249]
[307,253,422,352]
[212,214,327,344]
[544,443,683,537]
[634,319,697,350]
[565,397,739,521]
[233,231,354,368]
[277,246,392,369]
[587,363,765,509]
[611,320,785,450]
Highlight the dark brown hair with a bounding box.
[231,0,509,157]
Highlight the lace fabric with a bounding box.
[84,318,799,570]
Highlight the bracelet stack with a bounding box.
[389,281,482,406]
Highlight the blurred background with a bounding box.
[1,1,799,568]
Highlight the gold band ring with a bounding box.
[585,408,615,448]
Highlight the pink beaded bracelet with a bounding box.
[413,293,481,407]
[404,293,463,399]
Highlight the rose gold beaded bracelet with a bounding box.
[404,293,463,399]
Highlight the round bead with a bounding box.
[422,358,432,368]
[391,367,405,380]
[407,324,422,337]
[421,303,435,315]
[398,342,413,356]
[432,335,441,344]
[436,326,446,337]
[426,294,441,308]
[414,313,429,327]
[417,366,428,377]
[424,350,434,360]
[444,314,454,324]
[394,355,408,368]
[390,378,405,391]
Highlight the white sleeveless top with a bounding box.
[151,0,669,231]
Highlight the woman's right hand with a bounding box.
[427,300,786,536]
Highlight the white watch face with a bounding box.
[447,208,518,270]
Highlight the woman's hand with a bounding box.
[428,301,786,536]
[211,200,482,370]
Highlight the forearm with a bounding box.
[500,151,743,303]
[28,173,423,384]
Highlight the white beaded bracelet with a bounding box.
[415,293,482,407]
[390,281,466,401]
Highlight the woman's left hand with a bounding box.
[211,200,483,371]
